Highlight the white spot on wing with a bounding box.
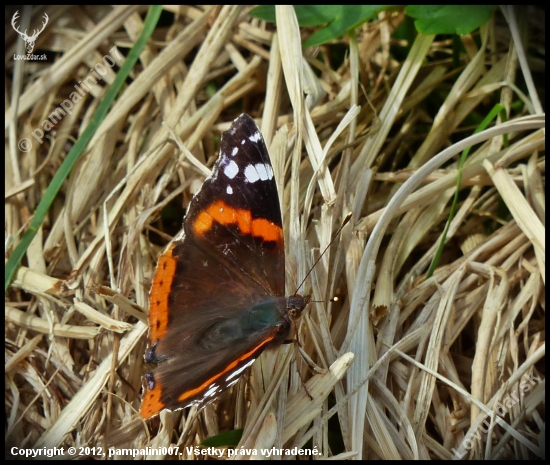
[244,163,273,183]
[204,384,219,398]
[226,185,233,195]
[226,359,255,382]
[244,164,259,183]
[241,139,246,145]
[249,131,261,143]
[224,160,238,179]
[231,147,238,156]
[256,163,273,181]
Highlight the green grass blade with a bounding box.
[426,104,507,278]
[5,5,163,292]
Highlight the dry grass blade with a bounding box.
[6,306,99,339]
[483,159,545,277]
[33,322,147,449]
[5,5,544,460]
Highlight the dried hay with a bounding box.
[5,5,544,460]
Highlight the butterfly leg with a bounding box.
[294,341,324,374]
[290,341,314,401]
[286,321,324,373]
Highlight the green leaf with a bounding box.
[405,5,497,35]
[250,5,392,48]
[251,5,342,27]
[250,5,496,49]
[249,5,276,23]
[200,429,243,447]
[304,6,391,48]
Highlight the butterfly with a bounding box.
[140,114,310,419]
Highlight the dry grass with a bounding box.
[5,5,545,460]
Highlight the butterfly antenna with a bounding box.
[294,212,352,295]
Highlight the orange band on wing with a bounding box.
[178,332,276,403]
[148,243,177,343]
[140,378,165,419]
[193,200,282,243]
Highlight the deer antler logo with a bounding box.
[11,11,49,55]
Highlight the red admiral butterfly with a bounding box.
[140,114,310,419]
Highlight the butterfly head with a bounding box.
[286,294,311,320]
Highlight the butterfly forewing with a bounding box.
[186,114,284,296]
